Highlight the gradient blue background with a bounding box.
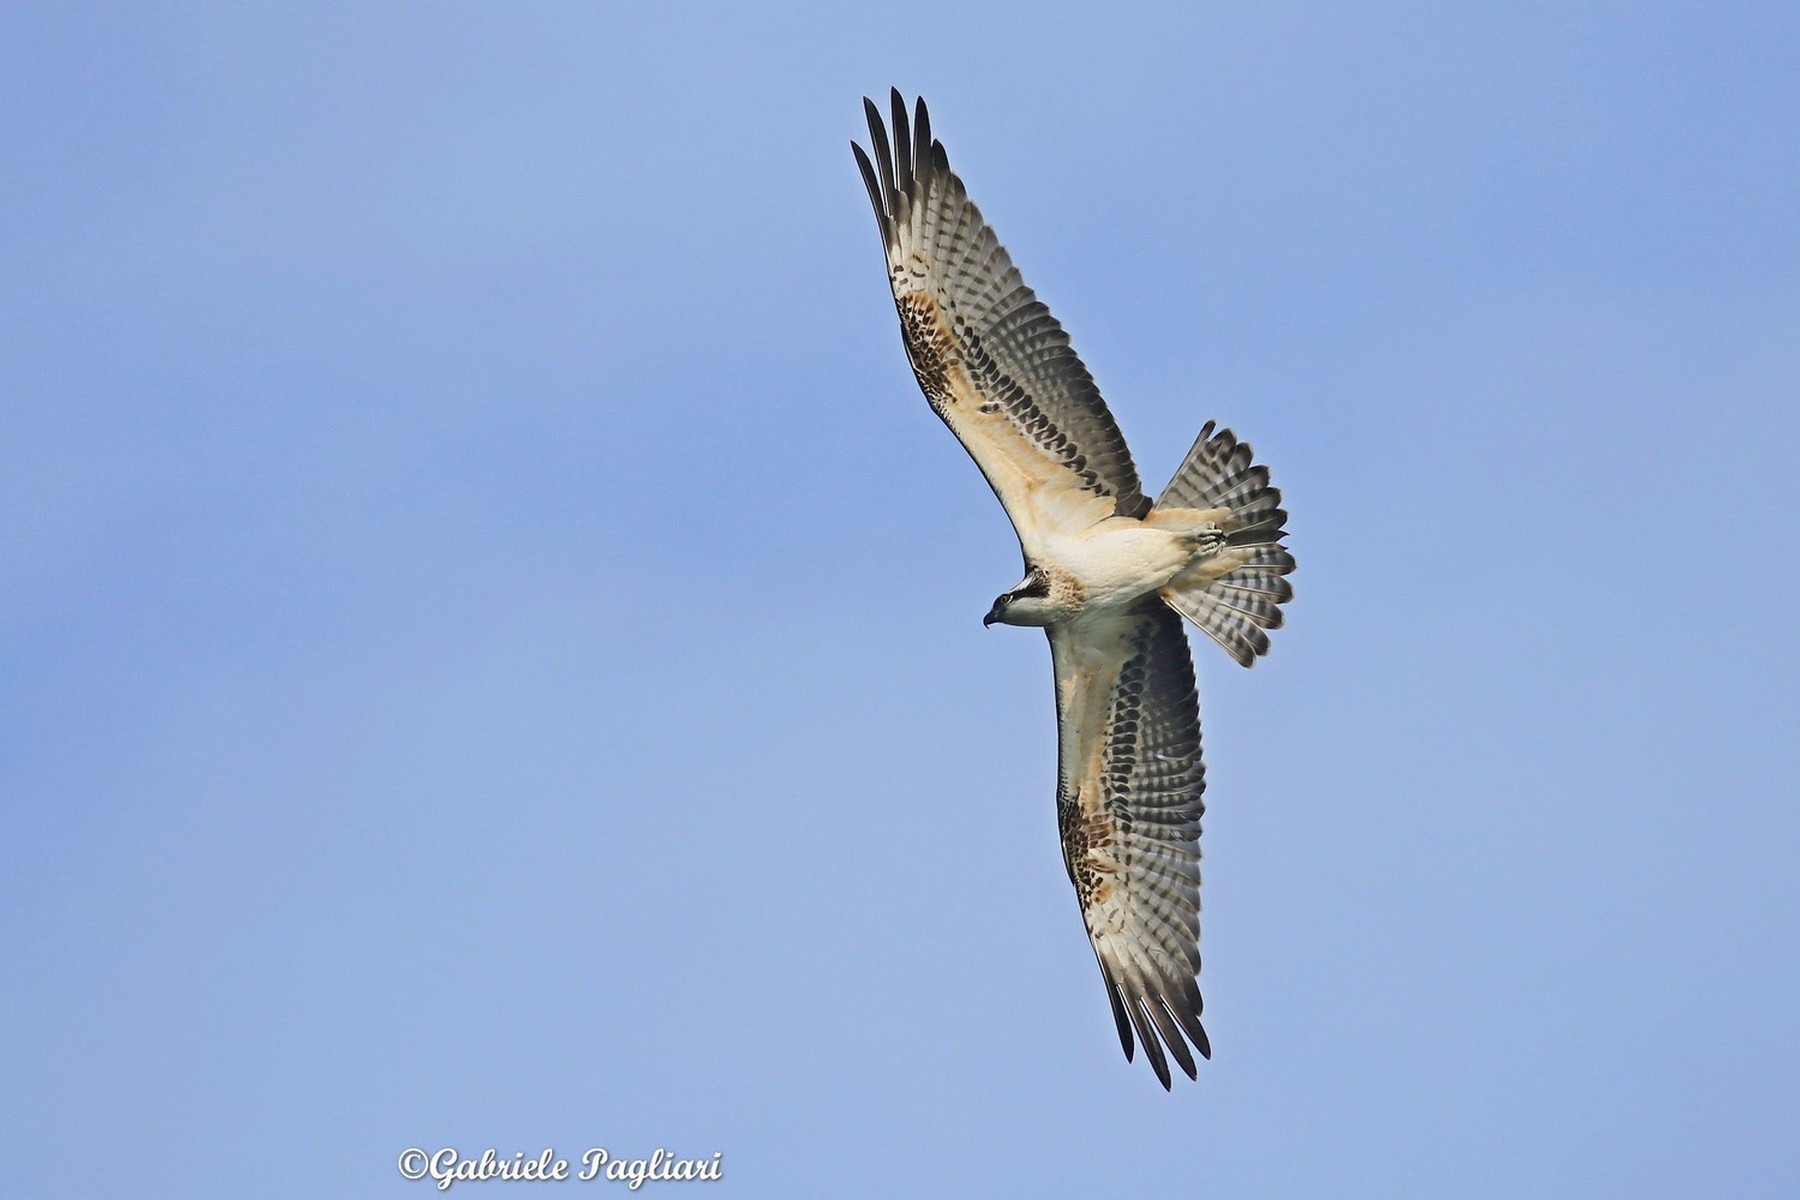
[5,3,1797,1196]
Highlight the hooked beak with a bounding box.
[983,600,1005,628]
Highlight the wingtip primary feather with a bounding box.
[1170,980,1212,1062]
[863,96,897,221]
[890,88,913,195]
[850,141,893,252]
[1098,952,1136,1060]
[912,94,932,190]
[1145,995,1198,1081]
[1129,996,1174,1089]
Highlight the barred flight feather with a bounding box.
[1052,604,1210,1088]
[853,90,1151,553]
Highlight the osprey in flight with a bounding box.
[852,91,1294,1087]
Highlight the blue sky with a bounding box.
[4,3,1797,1196]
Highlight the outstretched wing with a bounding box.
[1050,601,1210,1087]
[852,90,1149,554]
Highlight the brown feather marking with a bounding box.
[1059,795,1118,911]
[894,283,1116,503]
[895,290,957,414]
[1060,619,1162,915]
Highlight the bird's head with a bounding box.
[984,565,1054,628]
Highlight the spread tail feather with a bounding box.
[1155,421,1295,667]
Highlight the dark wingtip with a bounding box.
[889,89,912,192]
[912,94,931,187]
[1106,978,1134,1061]
[862,95,897,222]
[850,141,895,254]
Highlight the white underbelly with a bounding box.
[1051,519,1194,613]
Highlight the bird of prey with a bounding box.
[852,91,1294,1087]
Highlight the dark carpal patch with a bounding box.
[896,291,955,410]
[1058,792,1116,909]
